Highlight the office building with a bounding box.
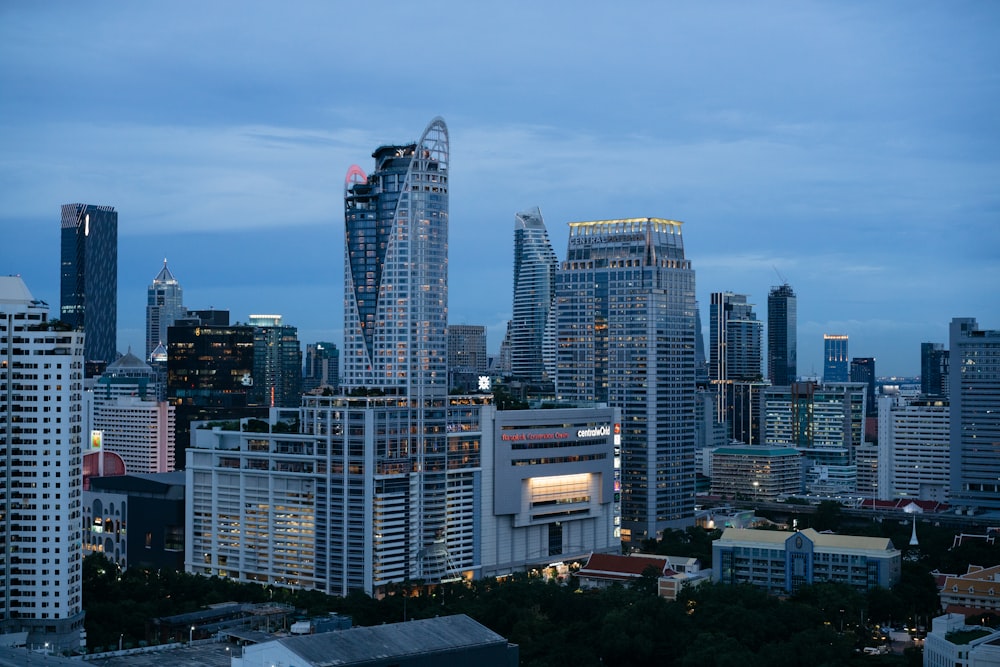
[850,357,877,417]
[763,382,867,494]
[145,259,185,360]
[767,283,797,386]
[949,317,1000,512]
[920,342,948,397]
[249,314,302,408]
[879,396,950,502]
[510,207,558,382]
[167,321,265,465]
[93,350,175,473]
[83,472,186,572]
[823,334,849,383]
[0,276,86,651]
[302,341,339,394]
[448,324,487,392]
[710,446,802,500]
[555,217,697,539]
[713,528,901,594]
[60,203,118,366]
[709,292,763,439]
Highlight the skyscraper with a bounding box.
[510,206,558,382]
[555,217,696,538]
[823,334,849,383]
[850,357,877,417]
[709,292,763,439]
[949,317,1000,512]
[1,276,86,651]
[343,117,449,395]
[302,341,339,394]
[146,259,185,360]
[249,314,303,408]
[920,342,948,397]
[767,283,797,386]
[447,324,487,391]
[60,203,118,365]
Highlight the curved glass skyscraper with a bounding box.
[510,206,558,382]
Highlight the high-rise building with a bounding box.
[763,382,867,494]
[249,314,302,408]
[920,342,948,397]
[949,317,1000,512]
[1,276,86,651]
[555,217,696,538]
[93,350,175,473]
[850,357,877,417]
[709,292,763,439]
[510,207,558,382]
[60,203,118,366]
[302,341,339,394]
[879,396,950,502]
[146,259,186,360]
[823,334,849,383]
[767,283,797,386]
[447,324,487,392]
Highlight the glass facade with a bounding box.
[823,334,849,383]
[767,283,797,386]
[555,218,696,538]
[146,260,185,360]
[60,203,118,365]
[510,207,558,382]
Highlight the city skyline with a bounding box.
[2,3,998,376]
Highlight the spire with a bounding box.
[909,514,919,546]
[153,258,177,284]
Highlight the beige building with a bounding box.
[710,446,802,500]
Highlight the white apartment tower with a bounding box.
[1,276,86,651]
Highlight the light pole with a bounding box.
[752,480,759,503]
[119,634,124,651]
[189,625,195,644]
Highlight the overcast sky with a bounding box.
[2,2,997,377]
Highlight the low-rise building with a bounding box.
[576,553,710,600]
[924,613,1000,667]
[939,565,1000,617]
[712,527,901,594]
[710,446,802,500]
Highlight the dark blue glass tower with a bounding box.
[60,203,118,365]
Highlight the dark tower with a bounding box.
[767,283,797,386]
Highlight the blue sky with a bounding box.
[1,2,997,377]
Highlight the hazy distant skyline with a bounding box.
[2,2,997,376]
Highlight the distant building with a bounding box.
[93,350,175,473]
[249,314,302,408]
[0,276,87,652]
[823,334,849,383]
[713,527,901,594]
[850,357,876,417]
[576,552,709,600]
[237,614,518,667]
[710,446,802,500]
[879,396,950,503]
[921,342,948,397]
[510,207,558,383]
[710,292,763,438]
[555,217,697,539]
[60,203,118,366]
[302,341,339,394]
[767,283,797,386]
[448,324,487,392]
[763,382,867,494]
[83,472,186,572]
[949,317,1000,513]
[145,259,185,360]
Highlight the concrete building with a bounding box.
[0,276,86,652]
[924,613,1000,667]
[555,217,697,540]
[447,324,487,392]
[234,614,517,667]
[939,565,1000,617]
[713,527,901,594]
[710,446,803,500]
[60,203,118,367]
[949,318,1000,513]
[879,396,950,503]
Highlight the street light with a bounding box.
[189,625,195,644]
[752,480,759,502]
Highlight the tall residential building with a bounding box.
[763,382,867,494]
[93,350,175,473]
[709,292,763,439]
[920,342,948,397]
[60,203,118,366]
[879,396,950,502]
[949,317,1000,512]
[302,341,339,394]
[555,217,696,539]
[1,276,86,651]
[510,207,558,382]
[249,314,302,408]
[850,357,877,417]
[447,324,487,392]
[145,259,186,360]
[823,334,849,383]
[767,283,796,386]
